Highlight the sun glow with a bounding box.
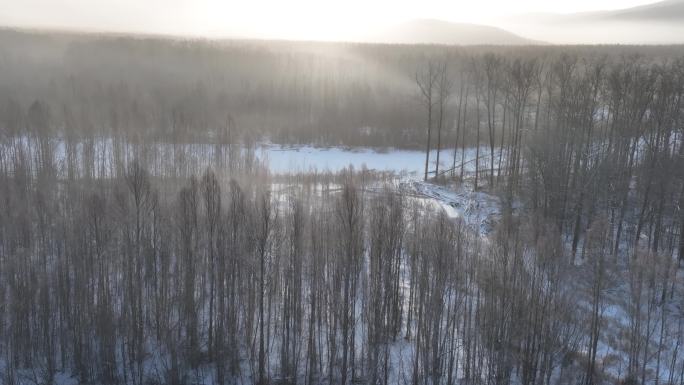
[0,0,665,41]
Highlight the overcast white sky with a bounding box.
[0,0,663,40]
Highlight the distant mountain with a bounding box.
[502,0,684,44]
[597,0,684,21]
[520,0,684,23]
[366,19,538,46]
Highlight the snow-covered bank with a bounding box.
[399,180,502,236]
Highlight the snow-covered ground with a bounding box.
[259,144,505,237]
[398,180,502,236]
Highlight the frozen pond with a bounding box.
[258,144,487,175]
[0,136,494,178]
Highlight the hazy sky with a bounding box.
[0,0,663,40]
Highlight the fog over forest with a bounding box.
[1,1,684,385]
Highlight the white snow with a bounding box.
[0,136,494,179]
[399,180,502,236]
[258,144,487,176]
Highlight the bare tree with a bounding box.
[416,61,440,181]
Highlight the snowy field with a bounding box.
[0,136,493,178]
[257,144,488,176]
[0,135,505,234]
[257,144,506,235]
[0,136,505,235]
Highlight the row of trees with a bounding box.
[416,53,684,263]
[0,30,425,148]
[1,132,683,384]
[4,30,684,149]
[410,52,684,384]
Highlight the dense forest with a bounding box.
[1,29,684,384]
[2,29,684,148]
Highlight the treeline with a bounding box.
[414,52,684,262]
[0,134,610,384]
[0,136,682,385]
[522,55,684,262]
[2,146,682,384]
[3,29,684,149]
[411,50,684,384]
